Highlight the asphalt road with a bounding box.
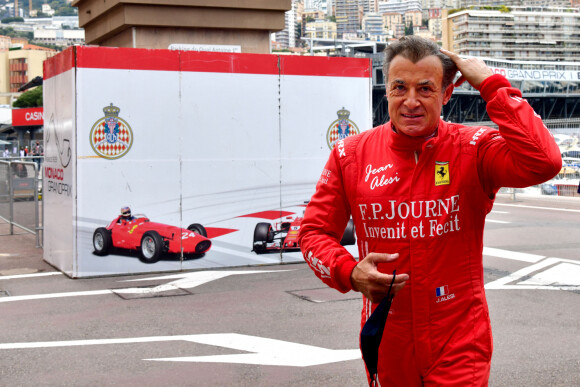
[0,194,579,386]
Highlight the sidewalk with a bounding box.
[0,221,54,276]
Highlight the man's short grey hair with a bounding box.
[383,36,458,89]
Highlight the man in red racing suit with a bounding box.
[299,37,561,386]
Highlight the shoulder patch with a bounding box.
[469,127,488,146]
[336,139,346,158]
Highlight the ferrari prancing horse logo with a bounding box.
[435,161,450,186]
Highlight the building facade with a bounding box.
[378,0,421,15]
[276,1,300,48]
[442,6,580,61]
[428,8,442,38]
[404,10,423,28]
[33,28,85,47]
[362,12,385,40]
[305,20,338,39]
[72,0,291,54]
[336,0,360,37]
[0,46,57,104]
[305,0,332,14]
[361,0,378,13]
[383,12,404,38]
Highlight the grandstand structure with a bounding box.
[302,37,580,129]
[373,56,580,127]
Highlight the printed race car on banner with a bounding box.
[92,212,212,264]
[253,215,355,254]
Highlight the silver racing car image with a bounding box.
[253,215,355,254]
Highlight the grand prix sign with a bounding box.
[12,107,44,126]
[489,67,580,81]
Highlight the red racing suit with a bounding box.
[299,75,561,386]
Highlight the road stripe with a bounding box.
[0,335,191,349]
[482,247,545,263]
[485,219,510,224]
[0,290,112,303]
[485,257,580,291]
[0,333,361,367]
[0,270,284,303]
[494,203,580,213]
[0,272,62,280]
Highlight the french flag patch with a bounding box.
[436,286,449,297]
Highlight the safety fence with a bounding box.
[0,159,42,247]
[468,119,580,200]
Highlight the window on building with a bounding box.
[9,58,28,93]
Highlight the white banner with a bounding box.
[43,47,371,278]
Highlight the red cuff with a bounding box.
[479,74,511,102]
[336,258,358,293]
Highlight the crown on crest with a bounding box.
[103,103,120,117]
[337,107,350,120]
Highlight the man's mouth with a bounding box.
[402,113,422,118]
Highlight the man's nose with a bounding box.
[403,89,420,109]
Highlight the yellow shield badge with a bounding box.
[435,161,450,186]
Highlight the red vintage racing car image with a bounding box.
[252,215,355,254]
[92,207,212,263]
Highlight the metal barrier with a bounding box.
[0,159,43,247]
[539,156,580,198]
[465,119,580,201]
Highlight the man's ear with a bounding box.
[442,84,454,105]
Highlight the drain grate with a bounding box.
[288,287,359,303]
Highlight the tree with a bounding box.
[2,17,24,24]
[55,7,77,16]
[405,20,414,36]
[13,86,43,108]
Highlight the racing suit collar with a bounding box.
[387,120,443,152]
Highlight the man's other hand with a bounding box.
[350,253,409,303]
[440,48,494,90]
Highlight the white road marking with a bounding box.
[494,203,580,213]
[518,262,580,287]
[483,247,545,263]
[146,333,361,366]
[0,290,113,303]
[0,270,283,302]
[0,272,62,280]
[489,210,509,214]
[485,257,580,291]
[117,270,282,294]
[485,219,510,224]
[0,333,361,367]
